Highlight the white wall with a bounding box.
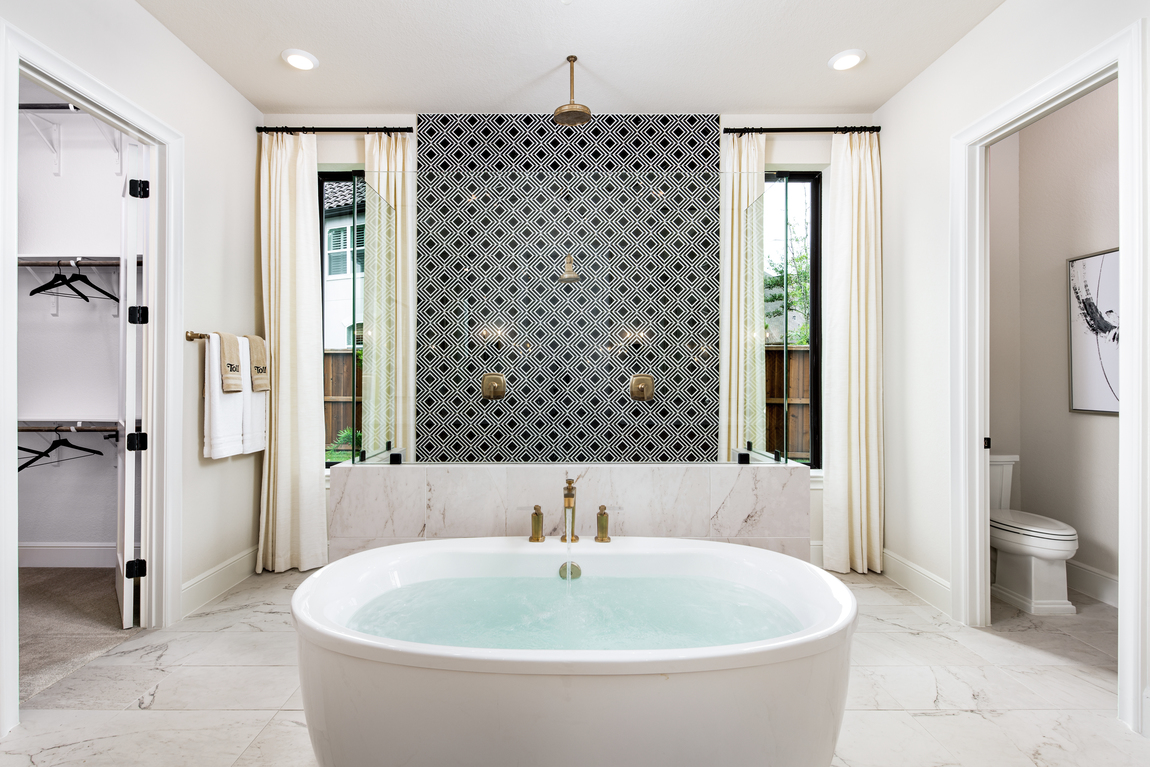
[0,0,265,615]
[874,0,1147,608]
[1017,81,1120,585]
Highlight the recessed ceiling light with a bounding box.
[281,49,319,71]
[828,49,866,71]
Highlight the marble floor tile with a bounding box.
[86,630,220,669]
[910,710,1037,767]
[22,665,171,710]
[845,667,902,710]
[137,666,300,711]
[1056,630,1118,659]
[282,686,304,710]
[862,665,1048,711]
[0,709,119,762]
[178,632,298,666]
[850,632,992,667]
[990,709,1150,766]
[1001,665,1118,710]
[829,571,894,586]
[0,710,274,767]
[950,627,1117,667]
[168,603,295,633]
[207,571,309,608]
[856,605,964,633]
[848,586,907,606]
[834,710,960,767]
[233,710,319,767]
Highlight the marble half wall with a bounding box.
[327,462,810,562]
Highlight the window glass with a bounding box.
[762,173,821,468]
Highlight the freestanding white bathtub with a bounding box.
[292,537,857,767]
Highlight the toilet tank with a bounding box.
[989,455,1019,510]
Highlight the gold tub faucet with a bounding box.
[595,506,611,543]
[561,479,579,542]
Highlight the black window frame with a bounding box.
[764,170,822,470]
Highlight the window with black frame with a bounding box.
[319,172,365,466]
[763,171,821,468]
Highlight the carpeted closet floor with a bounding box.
[19,568,140,701]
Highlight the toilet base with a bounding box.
[992,550,1077,616]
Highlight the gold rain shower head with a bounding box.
[553,55,592,126]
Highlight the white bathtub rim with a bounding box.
[292,537,858,676]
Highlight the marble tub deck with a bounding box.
[2,567,1145,767]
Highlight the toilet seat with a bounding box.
[990,509,1078,560]
[990,509,1078,541]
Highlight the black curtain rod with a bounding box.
[257,126,414,134]
[722,126,880,134]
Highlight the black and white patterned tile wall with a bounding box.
[416,114,721,462]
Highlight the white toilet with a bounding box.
[989,455,1079,615]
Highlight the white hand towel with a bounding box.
[240,337,267,454]
[204,333,244,459]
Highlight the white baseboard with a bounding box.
[882,548,952,615]
[1066,559,1119,607]
[810,541,823,568]
[180,546,258,618]
[19,542,116,568]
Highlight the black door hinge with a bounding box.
[125,559,147,578]
[984,437,992,449]
[128,306,149,324]
[129,179,150,198]
[127,432,148,451]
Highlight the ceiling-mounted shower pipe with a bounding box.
[553,55,592,126]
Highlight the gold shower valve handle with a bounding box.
[482,372,506,400]
[630,374,654,401]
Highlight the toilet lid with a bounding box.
[990,509,1078,540]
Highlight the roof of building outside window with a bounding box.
[323,177,366,210]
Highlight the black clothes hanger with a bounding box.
[65,261,118,302]
[18,427,103,472]
[29,261,89,302]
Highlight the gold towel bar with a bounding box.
[186,331,211,341]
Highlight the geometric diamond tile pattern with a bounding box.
[416,114,721,462]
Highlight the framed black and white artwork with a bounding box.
[1068,248,1119,414]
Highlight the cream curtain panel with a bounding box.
[364,133,416,458]
[823,131,884,574]
[257,132,328,573]
[720,133,768,461]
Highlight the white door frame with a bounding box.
[950,21,1149,733]
[0,19,185,736]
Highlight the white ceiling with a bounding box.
[135,0,1005,116]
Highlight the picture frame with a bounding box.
[1067,248,1120,414]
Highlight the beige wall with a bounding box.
[0,0,264,615]
[874,0,1146,607]
[1017,82,1120,579]
[989,132,1023,509]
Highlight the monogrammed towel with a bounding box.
[245,335,269,392]
[204,333,243,459]
[218,332,243,392]
[239,336,266,454]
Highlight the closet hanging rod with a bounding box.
[19,258,122,267]
[18,426,119,433]
[257,126,413,134]
[186,332,211,341]
[19,103,80,111]
[721,125,881,134]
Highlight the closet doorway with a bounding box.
[14,72,146,700]
[2,30,185,735]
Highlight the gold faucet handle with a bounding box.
[529,505,545,543]
[595,505,611,543]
